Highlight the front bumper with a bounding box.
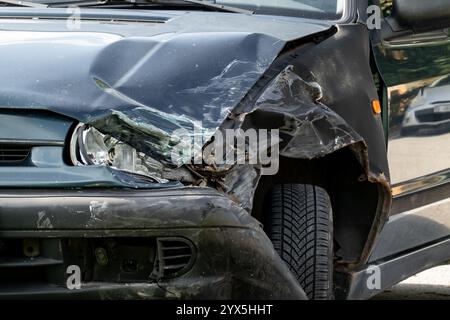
[0,187,306,300]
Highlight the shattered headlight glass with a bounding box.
[70,124,169,183]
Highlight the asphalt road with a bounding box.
[388,131,450,184]
[373,265,450,300]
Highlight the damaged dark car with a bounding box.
[0,0,449,300]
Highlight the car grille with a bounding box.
[0,144,31,164]
[0,238,64,286]
[153,238,195,279]
[0,237,195,290]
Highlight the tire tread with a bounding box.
[267,184,333,300]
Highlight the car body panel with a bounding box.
[372,9,450,263]
[374,30,450,187]
[0,110,72,145]
[347,0,450,300]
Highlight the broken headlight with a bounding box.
[70,124,169,183]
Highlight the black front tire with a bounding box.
[266,184,334,300]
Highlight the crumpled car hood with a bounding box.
[0,10,333,161]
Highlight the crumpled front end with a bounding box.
[0,13,392,298]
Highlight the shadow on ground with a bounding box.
[373,284,450,300]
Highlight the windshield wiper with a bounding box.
[0,0,48,7]
[47,0,253,14]
[179,0,253,14]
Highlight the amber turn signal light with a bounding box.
[372,99,381,114]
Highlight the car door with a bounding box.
[370,0,450,262]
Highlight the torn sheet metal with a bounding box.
[195,66,367,211]
[252,66,363,158]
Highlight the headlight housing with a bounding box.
[70,124,169,183]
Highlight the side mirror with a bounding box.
[393,0,450,31]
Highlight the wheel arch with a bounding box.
[252,146,390,269]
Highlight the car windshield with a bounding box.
[214,0,345,19]
[1,0,346,20]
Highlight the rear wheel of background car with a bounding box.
[266,184,333,300]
